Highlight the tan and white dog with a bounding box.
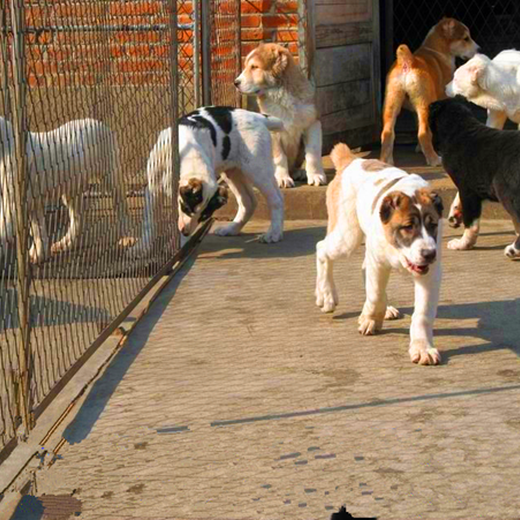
[234,43,326,188]
[445,49,520,227]
[381,17,478,166]
[316,143,444,365]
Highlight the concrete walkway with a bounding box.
[29,219,520,520]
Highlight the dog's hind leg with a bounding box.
[502,198,520,259]
[416,104,441,167]
[214,169,257,236]
[29,202,50,264]
[448,193,481,250]
[51,193,84,254]
[380,83,405,165]
[448,192,463,228]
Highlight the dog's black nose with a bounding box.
[421,249,437,263]
[234,78,241,87]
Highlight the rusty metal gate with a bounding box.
[0,0,244,463]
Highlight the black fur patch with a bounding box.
[222,135,231,160]
[200,186,228,222]
[179,111,217,147]
[429,97,520,230]
[179,182,204,215]
[205,106,234,134]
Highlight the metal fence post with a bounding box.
[235,0,242,108]
[9,0,33,437]
[170,0,180,252]
[200,0,211,106]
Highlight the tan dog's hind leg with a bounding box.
[380,83,406,165]
[416,104,441,166]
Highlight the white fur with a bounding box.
[133,108,285,256]
[235,48,326,188]
[315,159,443,365]
[0,117,129,264]
[446,50,520,226]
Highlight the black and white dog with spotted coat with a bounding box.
[133,106,285,255]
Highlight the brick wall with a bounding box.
[5,1,301,89]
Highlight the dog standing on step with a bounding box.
[234,43,327,188]
[316,143,444,365]
[429,97,520,258]
[381,17,478,166]
[132,107,285,257]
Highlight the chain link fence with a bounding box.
[0,0,192,459]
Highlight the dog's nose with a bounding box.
[180,227,191,237]
[234,78,241,87]
[421,249,437,263]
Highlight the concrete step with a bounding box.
[215,147,510,222]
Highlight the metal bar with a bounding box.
[9,0,33,438]
[1,23,194,34]
[1,6,11,121]
[169,0,180,252]
[298,0,312,81]
[235,0,242,107]
[200,0,212,106]
[193,0,202,107]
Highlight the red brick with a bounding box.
[275,29,299,42]
[116,58,168,73]
[179,2,194,15]
[109,1,162,17]
[241,14,262,28]
[241,41,260,57]
[262,14,298,28]
[241,0,273,14]
[127,44,153,57]
[52,3,105,19]
[241,27,273,41]
[27,30,53,45]
[275,0,300,14]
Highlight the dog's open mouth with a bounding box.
[405,258,430,275]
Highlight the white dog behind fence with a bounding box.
[0,117,130,264]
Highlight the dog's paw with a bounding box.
[258,228,283,244]
[51,238,72,254]
[307,171,327,187]
[425,153,442,167]
[276,176,295,189]
[385,305,402,320]
[358,315,382,335]
[504,243,520,259]
[316,286,338,313]
[214,223,241,237]
[447,237,474,251]
[409,340,441,365]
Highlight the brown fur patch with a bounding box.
[362,159,388,172]
[380,191,421,247]
[326,170,344,234]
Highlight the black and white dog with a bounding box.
[429,97,520,259]
[133,106,285,256]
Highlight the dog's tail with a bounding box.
[396,44,413,68]
[259,114,285,133]
[330,142,357,173]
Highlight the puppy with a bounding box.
[133,106,285,256]
[316,143,443,365]
[445,50,520,226]
[381,17,478,166]
[234,43,327,188]
[0,117,129,264]
[429,97,520,258]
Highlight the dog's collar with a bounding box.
[371,177,404,214]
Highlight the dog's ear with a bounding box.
[179,179,204,215]
[272,46,290,78]
[440,18,457,38]
[199,186,228,222]
[461,63,484,84]
[380,191,405,224]
[429,192,444,217]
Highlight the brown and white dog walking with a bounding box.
[316,143,444,365]
[380,17,478,166]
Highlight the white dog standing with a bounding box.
[445,49,520,226]
[234,43,326,188]
[0,117,129,264]
[133,106,285,257]
[316,143,444,365]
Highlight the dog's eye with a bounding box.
[464,36,470,42]
[400,224,414,232]
[250,65,257,70]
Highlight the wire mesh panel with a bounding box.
[393,0,520,60]
[0,0,188,454]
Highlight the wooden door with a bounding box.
[311,0,381,152]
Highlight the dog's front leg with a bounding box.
[271,133,294,189]
[486,109,507,130]
[409,261,442,365]
[303,121,327,186]
[447,192,463,228]
[358,255,390,335]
